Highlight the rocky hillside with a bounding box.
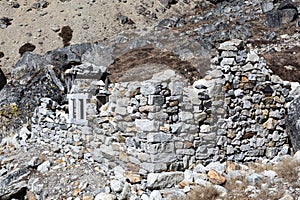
[0,0,300,200]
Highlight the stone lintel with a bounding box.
[67,93,92,99]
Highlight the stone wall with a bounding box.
[86,39,292,174]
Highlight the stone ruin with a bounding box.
[64,62,108,125]
[63,39,293,175]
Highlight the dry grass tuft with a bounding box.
[187,185,220,200]
[224,158,299,199]
[272,158,299,183]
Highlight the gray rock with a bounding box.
[261,1,274,13]
[37,160,51,173]
[278,0,298,10]
[28,156,42,167]
[184,170,194,182]
[0,68,6,91]
[147,172,184,189]
[214,185,227,198]
[110,179,124,193]
[159,0,177,8]
[0,168,31,199]
[262,170,277,182]
[265,9,298,27]
[147,133,172,143]
[94,193,116,200]
[220,58,235,66]
[246,173,263,185]
[286,96,300,151]
[194,163,206,173]
[113,166,126,180]
[150,190,163,200]
[141,194,150,200]
[98,145,117,159]
[148,95,164,106]
[293,150,300,163]
[157,17,180,28]
[150,152,177,163]
[82,44,114,67]
[246,53,260,63]
[147,143,175,154]
[169,81,185,96]
[141,163,167,173]
[141,81,160,95]
[218,39,242,51]
[0,17,12,29]
[136,119,160,132]
[120,182,131,200]
[205,162,225,174]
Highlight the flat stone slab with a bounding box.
[147,172,184,189]
[135,119,159,132]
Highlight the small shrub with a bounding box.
[273,158,299,183]
[0,103,19,118]
[187,186,220,200]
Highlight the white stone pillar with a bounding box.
[67,93,91,126]
[76,98,81,121]
[83,98,87,121]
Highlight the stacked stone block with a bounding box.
[96,39,292,171]
[207,39,291,161]
[104,70,199,173]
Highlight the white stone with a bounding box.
[246,52,260,63]
[193,163,206,173]
[135,119,159,132]
[115,106,127,115]
[150,190,163,200]
[141,81,159,95]
[113,166,126,180]
[37,160,51,173]
[179,112,194,122]
[147,133,172,143]
[220,58,235,66]
[184,170,194,182]
[110,179,124,193]
[152,69,176,82]
[94,193,116,200]
[200,125,211,133]
[147,172,184,189]
[214,185,227,198]
[293,151,300,163]
[219,42,238,51]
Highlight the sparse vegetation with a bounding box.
[0,103,19,118]
[187,186,220,200]
[223,158,299,199]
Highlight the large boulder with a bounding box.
[287,96,300,152]
[0,68,6,91]
[265,0,298,27]
[0,54,64,137]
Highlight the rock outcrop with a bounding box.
[287,96,300,152]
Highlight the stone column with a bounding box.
[76,98,81,121]
[67,93,91,125]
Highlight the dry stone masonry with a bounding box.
[15,39,295,198]
[86,39,292,176]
